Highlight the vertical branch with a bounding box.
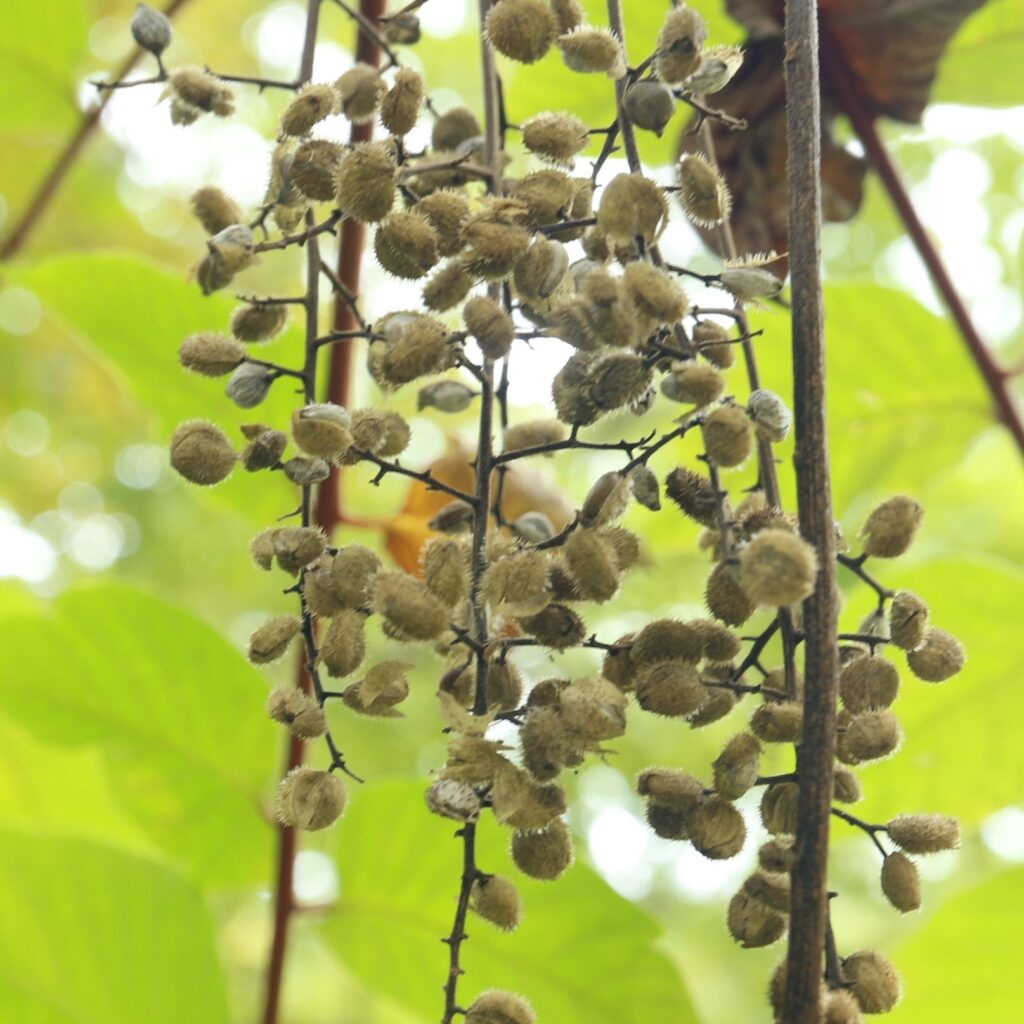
[782,2,840,1022]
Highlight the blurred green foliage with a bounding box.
[1,1,1023,1022]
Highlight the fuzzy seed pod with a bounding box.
[692,319,736,368]
[416,192,471,256]
[503,419,567,454]
[292,403,353,459]
[418,380,477,414]
[178,331,245,376]
[551,0,583,32]
[195,252,233,294]
[632,620,703,665]
[694,620,742,663]
[249,616,302,664]
[335,63,383,123]
[623,261,688,323]
[588,352,654,411]
[713,732,761,799]
[880,851,921,913]
[511,511,556,544]
[665,466,718,526]
[511,819,573,880]
[833,766,862,804]
[251,529,278,571]
[464,296,515,359]
[375,210,439,279]
[843,950,902,1014]
[758,836,795,874]
[705,561,756,626]
[273,527,325,575]
[423,260,474,311]
[559,676,627,741]
[319,610,367,678]
[655,7,708,84]
[283,456,330,485]
[563,529,619,602]
[431,106,481,152]
[690,794,746,859]
[267,688,327,738]
[750,701,803,744]
[518,605,586,652]
[521,112,589,165]
[662,363,725,406]
[906,626,964,682]
[336,142,397,222]
[514,237,569,301]
[597,173,667,245]
[839,709,903,763]
[743,868,790,915]
[470,875,522,931]
[170,420,236,485]
[485,0,557,63]
[231,304,287,343]
[422,537,468,607]
[519,706,568,781]
[241,427,287,472]
[623,80,676,135]
[289,139,344,201]
[690,683,740,727]
[461,218,532,281]
[748,389,792,443]
[727,890,786,948]
[635,661,705,717]
[190,186,242,235]
[637,768,704,809]
[379,316,449,386]
[551,350,600,426]
[888,590,929,651]
[380,67,424,136]
[760,782,799,835]
[280,83,339,136]
[169,67,235,117]
[426,778,481,822]
[677,153,731,227]
[886,813,960,854]
[465,990,536,1024]
[132,3,172,55]
[344,660,412,717]
[702,404,753,468]
[739,528,818,607]
[511,169,575,225]
[840,655,900,712]
[277,768,346,830]
[492,761,568,827]
[861,495,924,558]
[372,571,448,640]
[428,500,475,534]
[823,989,863,1024]
[482,550,551,617]
[557,26,626,78]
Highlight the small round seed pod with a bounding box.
[335,63,383,123]
[485,0,557,63]
[431,106,481,151]
[292,403,353,459]
[888,590,929,651]
[662,363,725,406]
[758,836,795,874]
[267,688,327,738]
[557,26,627,78]
[739,528,818,607]
[514,237,569,301]
[249,616,302,664]
[273,527,325,575]
[372,571,448,640]
[470,875,522,931]
[520,706,568,781]
[374,210,439,279]
[280,83,339,136]
[277,767,346,831]
[231,303,288,343]
[283,456,330,485]
[380,66,424,136]
[886,813,960,854]
[635,661,705,717]
[702,404,753,468]
[677,153,731,227]
[587,352,653,411]
[464,296,514,359]
[761,782,799,835]
[416,191,471,256]
[465,990,535,1024]
[422,537,468,607]
[597,173,667,245]
[482,550,551,617]
[623,80,676,136]
[906,626,965,682]
[630,465,661,512]
[694,620,742,662]
[623,261,688,323]
[822,988,863,1024]
[747,389,792,443]
[839,709,903,764]
[563,528,619,602]
[290,139,344,201]
[665,466,719,527]
[379,316,449,386]
[511,819,573,880]
[727,890,786,948]
[744,868,791,914]
[511,169,575,225]
[692,319,736,368]
[690,794,746,859]
[842,950,901,1014]
[690,679,739,727]
[840,655,900,712]
[336,142,397,222]
[190,186,242,235]
[861,495,924,558]
[423,260,475,311]
[580,471,630,528]
[418,380,477,414]
[461,217,532,280]
[637,767,704,811]
[560,676,627,742]
[833,766,862,804]
[599,525,640,572]
[713,732,761,799]
[251,529,278,571]
[750,701,803,744]
[503,419,567,454]
[655,7,708,84]
[426,778,481,822]
[241,426,287,472]
[521,111,589,165]
[645,799,693,841]
[511,511,556,544]
[601,632,637,692]
[551,0,582,32]
[178,331,245,376]
[170,420,236,485]
[632,619,703,665]
[551,350,600,426]
[881,851,921,913]
[342,667,410,718]
[169,67,235,116]
[705,561,756,626]
[319,610,367,678]
[516,603,586,651]
[132,3,172,55]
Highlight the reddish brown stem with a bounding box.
[819,24,1024,459]
[0,0,193,260]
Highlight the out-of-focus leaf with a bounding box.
[327,780,698,1024]
[0,583,276,883]
[0,828,230,1023]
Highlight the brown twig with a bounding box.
[782,2,841,1021]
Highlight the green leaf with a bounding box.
[327,780,698,1024]
[0,583,277,883]
[894,865,1024,1020]
[0,828,229,1024]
